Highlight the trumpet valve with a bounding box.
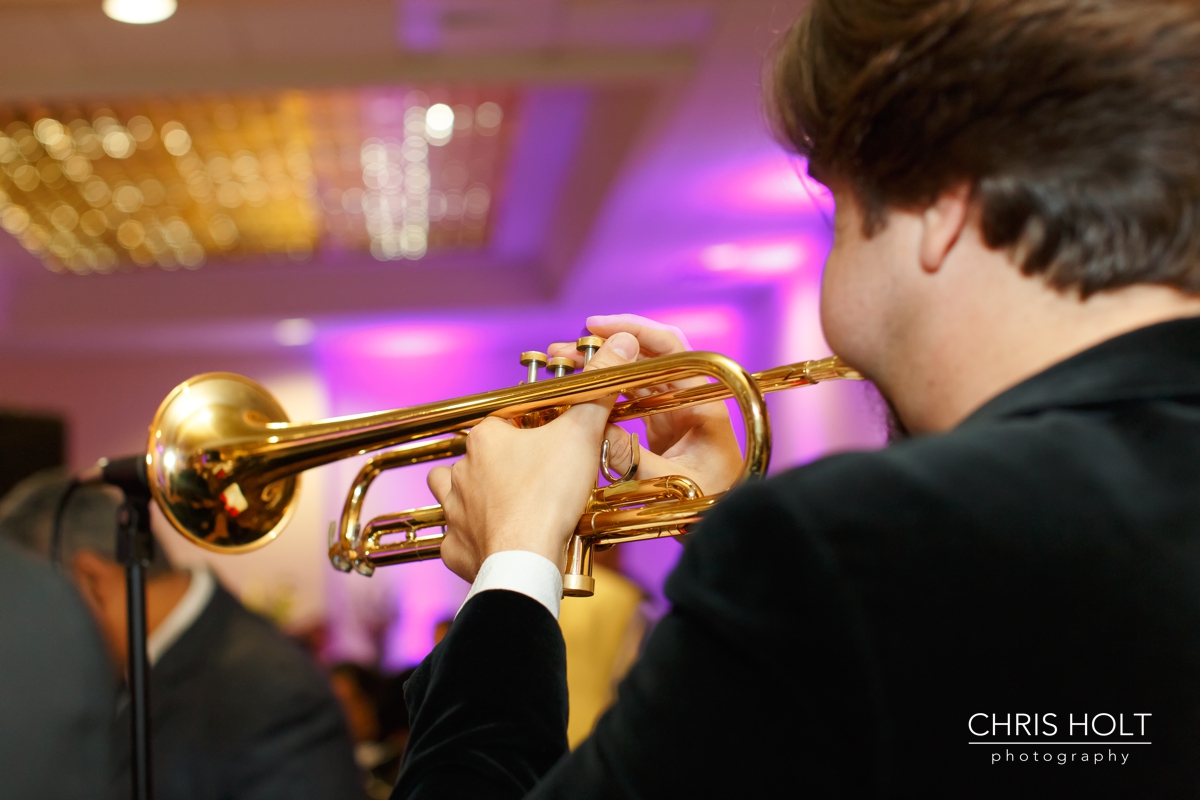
[520,351,549,384]
[576,336,604,367]
[547,356,575,378]
[328,521,354,573]
[562,534,596,597]
[562,574,595,597]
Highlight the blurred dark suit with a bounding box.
[0,539,117,800]
[118,582,363,800]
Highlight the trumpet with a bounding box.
[146,337,861,597]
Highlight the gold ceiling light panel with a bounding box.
[0,88,515,275]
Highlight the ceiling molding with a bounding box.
[2,250,549,341]
[0,49,697,103]
[537,82,680,295]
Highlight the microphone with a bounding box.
[53,454,149,566]
[77,454,150,495]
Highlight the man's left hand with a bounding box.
[427,333,640,583]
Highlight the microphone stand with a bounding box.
[116,490,154,800]
[62,456,155,800]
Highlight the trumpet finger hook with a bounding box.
[600,432,640,483]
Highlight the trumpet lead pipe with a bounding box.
[610,356,862,423]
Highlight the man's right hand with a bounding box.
[547,314,744,495]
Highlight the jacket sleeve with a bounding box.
[392,589,570,800]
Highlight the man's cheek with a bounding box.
[819,253,860,354]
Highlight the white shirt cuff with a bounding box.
[458,550,563,620]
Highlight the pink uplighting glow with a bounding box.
[327,323,470,360]
[702,155,833,214]
[318,321,492,670]
[637,305,744,354]
[701,240,806,276]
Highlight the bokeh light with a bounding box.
[102,0,177,24]
[0,88,514,274]
[274,318,317,347]
[425,104,455,145]
[701,239,807,276]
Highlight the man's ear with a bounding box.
[920,184,972,273]
[68,550,128,670]
[69,550,121,610]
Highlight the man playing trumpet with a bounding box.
[397,0,1200,795]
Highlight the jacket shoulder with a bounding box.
[664,420,1108,625]
[160,585,345,735]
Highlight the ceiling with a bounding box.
[0,0,827,352]
[0,0,703,99]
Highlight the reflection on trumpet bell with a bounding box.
[147,372,301,554]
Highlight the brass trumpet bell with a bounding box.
[148,372,299,553]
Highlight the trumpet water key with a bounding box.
[145,336,862,597]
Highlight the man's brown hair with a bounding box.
[771,0,1200,296]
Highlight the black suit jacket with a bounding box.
[115,582,363,800]
[0,540,117,800]
[393,317,1200,799]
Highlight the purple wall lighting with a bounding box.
[636,304,744,352]
[695,153,832,216]
[700,238,808,277]
[341,322,472,361]
[744,162,832,214]
[317,319,497,670]
[600,303,751,617]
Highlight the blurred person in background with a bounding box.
[557,545,645,748]
[331,663,385,748]
[0,537,116,800]
[331,663,415,799]
[0,471,363,800]
[376,666,416,770]
[432,617,453,646]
